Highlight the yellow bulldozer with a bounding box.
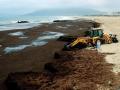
[59,28,118,50]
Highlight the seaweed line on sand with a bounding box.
[5,49,120,90]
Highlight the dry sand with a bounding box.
[85,16,120,74]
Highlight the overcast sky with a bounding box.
[0,0,120,15]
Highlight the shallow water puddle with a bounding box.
[66,24,73,27]
[4,45,31,54]
[31,41,48,46]
[4,31,64,54]
[38,31,64,41]
[31,31,64,46]
[9,31,29,39]
[42,31,62,35]
[56,26,68,29]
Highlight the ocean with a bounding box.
[0,16,76,54]
[0,16,76,31]
[1,15,88,54]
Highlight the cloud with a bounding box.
[87,0,106,6]
[0,0,120,15]
[0,0,106,9]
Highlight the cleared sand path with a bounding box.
[92,17,120,74]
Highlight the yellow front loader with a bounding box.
[64,37,100,50]
[63,28,118,50]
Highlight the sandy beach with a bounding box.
[0,16,120,89]
[87,16,120,74]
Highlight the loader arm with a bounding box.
[70,38,87,47]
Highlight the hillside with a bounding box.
[26,8,103,16]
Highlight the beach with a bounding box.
[0,19,94,89]
[92,17,120,74]
[0,16,120,89]
[83,16,120,74]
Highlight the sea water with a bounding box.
[4,31,64,54]
[1,16,75,54]
[0,16,76,31]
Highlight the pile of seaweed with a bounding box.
[5,50,120,90]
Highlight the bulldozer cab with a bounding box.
[85,28,103,37]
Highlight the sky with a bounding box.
[0,0,120,15]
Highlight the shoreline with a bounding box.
[0,16,120,89]
[91,17,120,74]
[0,15,112,32]
[0,19,95,89]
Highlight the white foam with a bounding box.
[39,31,64,40]
[0,23,40,31]
[31,32,64,46]
[56,26,68,29]
[43,31,60,35]
[19,37,28,39]
[11,21,17,24]
[9,31,24,36]
[66,25,73,27]
[58,16,75,20]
